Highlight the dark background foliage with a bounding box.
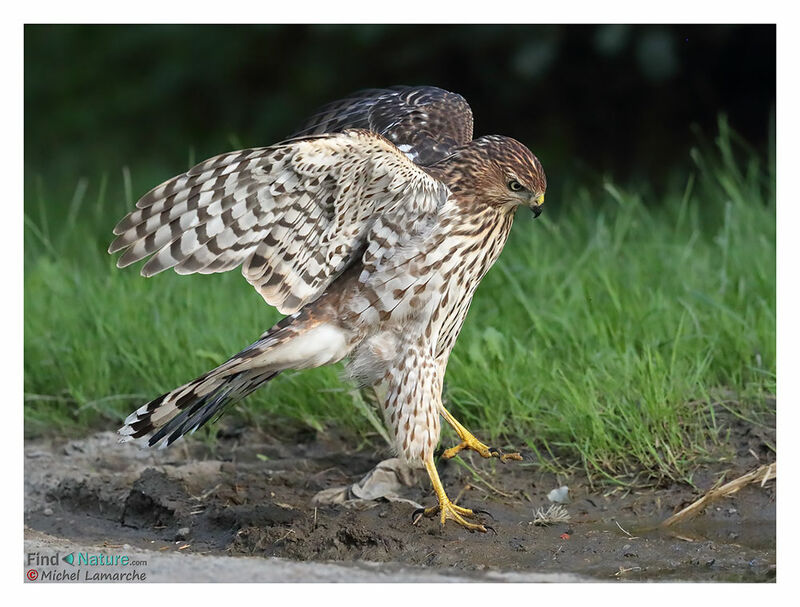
[25,24,774,198]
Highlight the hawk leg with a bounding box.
[439,406,523,463]
[413,456,490,533]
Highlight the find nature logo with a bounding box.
[25,551,148,581]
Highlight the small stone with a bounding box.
[42,507,53,516]
[547,486,570,504]
[175,527,191,540]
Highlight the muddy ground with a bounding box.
[24,418,775,582]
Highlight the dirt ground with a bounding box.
[24,418,776,582]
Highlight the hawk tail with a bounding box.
[117,322,294,448]
[118,365,280,449]
[118,314,352,448]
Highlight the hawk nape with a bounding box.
[112,86,546,533]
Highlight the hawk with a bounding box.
[112,86,546,532]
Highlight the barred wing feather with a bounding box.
[109,129,448,314]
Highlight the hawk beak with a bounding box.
[529,193,545,218]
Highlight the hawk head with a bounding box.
[445,135,547,215]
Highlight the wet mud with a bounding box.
[24,421,775,582]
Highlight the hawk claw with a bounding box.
[472,508,495,520]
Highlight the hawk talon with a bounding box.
[489,446,511,464]
[472,508,495,520]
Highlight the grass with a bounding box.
[24,117,775,482]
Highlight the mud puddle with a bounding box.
[24,424,775,582]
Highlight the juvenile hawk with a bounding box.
[112,86,546,532]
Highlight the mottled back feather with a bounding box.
[291,86,474,166]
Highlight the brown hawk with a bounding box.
[112,86,546,532]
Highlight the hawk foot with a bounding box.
[412,499,493,533]
[439,406,522,463]
[420,455,495,533]
[441,436,523,463]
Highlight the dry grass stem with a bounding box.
[661,462,776,527]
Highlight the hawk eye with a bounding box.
[507,179,523,192]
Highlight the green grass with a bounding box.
[24,117,775,482]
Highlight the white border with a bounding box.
[6,2,794,599]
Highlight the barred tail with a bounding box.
[119,366,279,448]
[118,311,352,448]
[118,321,296,448]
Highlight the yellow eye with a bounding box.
[507,179,524,192]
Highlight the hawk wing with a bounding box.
[109,129,449,314]
[291,86,474,166]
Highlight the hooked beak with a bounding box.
[529,193,545,218]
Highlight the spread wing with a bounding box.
[291,86,474,166]
[109,129,449,314]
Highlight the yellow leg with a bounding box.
[439,406,522,462]
[413,456,489,532]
